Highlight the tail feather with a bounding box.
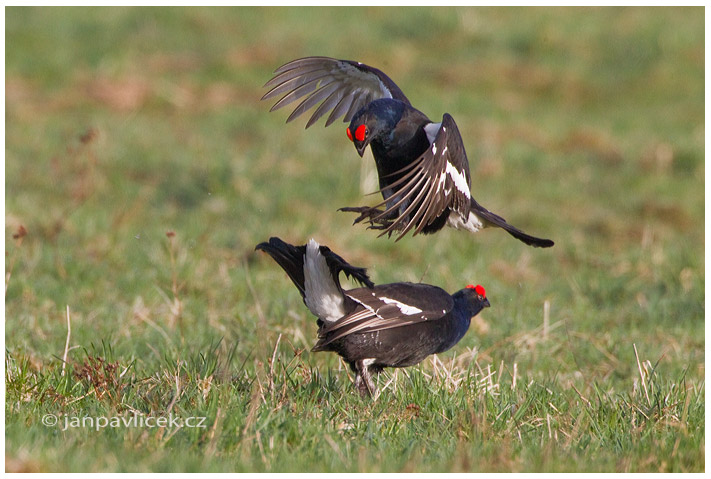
[255,237,308,299]
[470,199,554,248]
[317,244,374,290]
[256,237,374,324]
[255,236,374,298]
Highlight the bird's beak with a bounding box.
[483,298,491,308]
[355,140,368,157]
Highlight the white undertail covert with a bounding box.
[447,210,485,233]
[303,239,346,323]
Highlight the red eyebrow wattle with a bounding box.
[466,284,486,297]
[355,124,366,142]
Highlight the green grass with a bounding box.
[5,6,704,473]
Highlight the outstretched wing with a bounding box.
[262,56,411,128]
[313,282,453,350]
[372,113,472,240]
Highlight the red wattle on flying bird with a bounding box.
[262,56,554,247]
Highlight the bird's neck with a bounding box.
[370,106,432,176]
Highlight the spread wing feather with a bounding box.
[370,114,472,240]
[263,56,410,128]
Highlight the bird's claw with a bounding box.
[339,206,387,225]
[339,206,399,239]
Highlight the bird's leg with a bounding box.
[354,373,369,397]
[339,205,386,224]
[339,206,396,230]
[354,359,376,397]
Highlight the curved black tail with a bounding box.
[255,237,374,300]
[255,237,309,298]
[470,199,554,248]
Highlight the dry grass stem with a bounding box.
[61,305,72,377]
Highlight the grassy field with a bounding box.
[5,6,704,472]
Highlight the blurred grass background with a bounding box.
[5,6,704,472]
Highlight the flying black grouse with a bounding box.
[262,56,553,247]
[255,236,490,397]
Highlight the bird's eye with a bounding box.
[355,124,367,142]
[346,127,353,142]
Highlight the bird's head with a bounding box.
[346,99,405,157]
[346,116,377,157]
[457,284,490,316]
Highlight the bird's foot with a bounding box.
[339,206,395,230]
[339,205,384,224]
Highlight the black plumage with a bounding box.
[256,237,490,397]
[263,56,554,247]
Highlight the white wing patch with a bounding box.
[424,122,469,199]
[378,296,423,315]
[303,239,345,323]
[445,161,471,198]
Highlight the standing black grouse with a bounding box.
[256,237,490,397]
[262,56,554,247]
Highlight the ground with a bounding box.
[5,6,704,472]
